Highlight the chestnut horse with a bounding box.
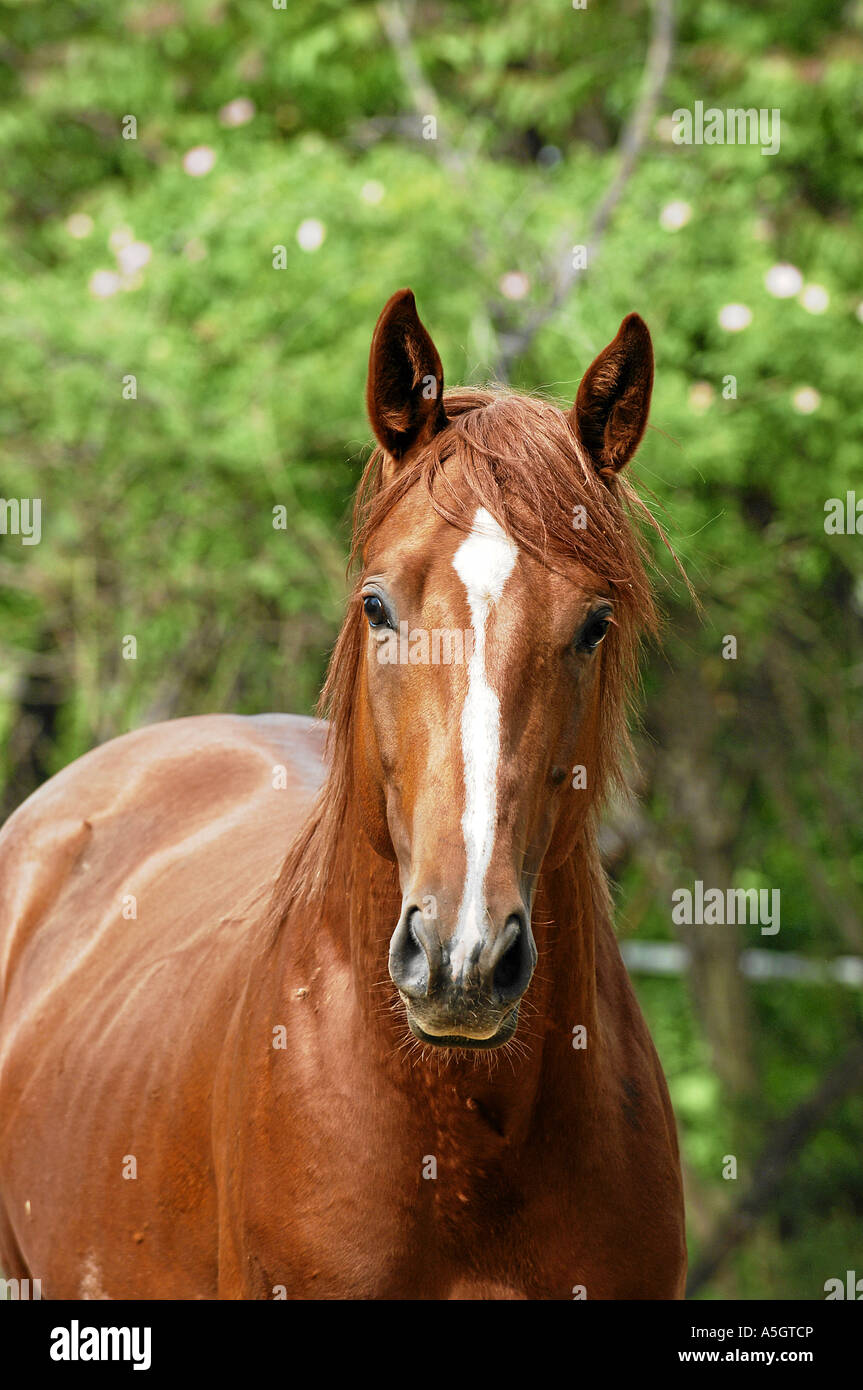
[0,289,686,1299]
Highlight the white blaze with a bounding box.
[450,507,518,981]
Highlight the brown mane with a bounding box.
[270,386,672,920]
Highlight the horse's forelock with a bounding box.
[354,388,658,629]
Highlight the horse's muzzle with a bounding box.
[388,904,536,1047]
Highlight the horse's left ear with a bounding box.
[366,288,448,472]
[569,314,654,478]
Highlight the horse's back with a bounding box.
[0,713,324,1007]
[0,712,324,1296]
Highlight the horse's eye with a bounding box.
[363,595,389,629]
[576,611,612,653]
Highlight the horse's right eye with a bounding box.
[363,595,389,628]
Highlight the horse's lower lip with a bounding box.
[404,1005,518,1050]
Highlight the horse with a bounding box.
[0,288,686,1299]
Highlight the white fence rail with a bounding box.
[620,940,863,988]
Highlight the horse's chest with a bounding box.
[415,1109,526,1237]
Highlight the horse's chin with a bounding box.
[404,1005,519,1050]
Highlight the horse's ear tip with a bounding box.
[388,287,416,311]
[375,287,419,330]
[620,312,651,340]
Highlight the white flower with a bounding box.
[799,283,829,314]
[108,226,134,252]
[219,98,255,128]
[856,302,863,324]
[183,146,216,177]
[718,303,752,332]
[688,382,714,412]
[659,200,691,231]
[360,180,385,205]
[764,263,802,298]
[117,241,152,276]
[66,213,93,239]
[792,386,820,414]
[296,218,325,252]
[89,270,121,299]
[499,271,530,300]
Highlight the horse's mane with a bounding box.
[269,386,675,922]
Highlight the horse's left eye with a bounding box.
[576,611,612,653]
[363,595,389,628]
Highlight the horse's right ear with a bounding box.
[366,289,447,473]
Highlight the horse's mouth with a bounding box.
[403,1002,519,1050]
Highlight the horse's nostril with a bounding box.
[408,911,424,952]
[389,907,434,998]
[494,931,521,992]
[492,915,533,1001]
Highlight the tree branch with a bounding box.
[495,0,676,379]
[376,1,465,176]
